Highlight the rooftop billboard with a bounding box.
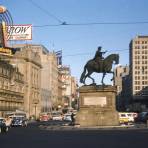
[7,24,32,40]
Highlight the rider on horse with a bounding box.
[93,46,107,70]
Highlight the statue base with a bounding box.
[75,85,119,126]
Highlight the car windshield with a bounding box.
[13,117,24,120]
[52,112,62,116]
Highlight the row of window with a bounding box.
[135,61,148,64]
[135,86,148,91]
[135,81,148,85]
[135,56,148,59]
[135,71,148,74]
[135,66,148,69]
[135,50,148,54]
[0,101,22,108]
[135,76,148,80]
[135,41,148,44]
[0,67,23,81]
[135,46,148,49]
[0,78,23,93]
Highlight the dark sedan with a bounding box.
[0,118,9,133]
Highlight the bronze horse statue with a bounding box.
[80,54,119,85]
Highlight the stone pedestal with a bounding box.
[75,85,119,126]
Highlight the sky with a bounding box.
[1,0,148,85]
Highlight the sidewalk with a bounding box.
[39,123,148,131]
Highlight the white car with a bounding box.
[52,112,63,121]
[63,114,72,121]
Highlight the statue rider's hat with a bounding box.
[98,46,102,51]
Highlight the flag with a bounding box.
[55,50,62,65]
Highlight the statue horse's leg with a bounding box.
[110,71,114,81]
[84,71,95,84]
[101,72,106,85]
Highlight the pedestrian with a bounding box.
[71,112,75,126]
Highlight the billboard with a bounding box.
[0,47,12,55]
[7,24,32,40]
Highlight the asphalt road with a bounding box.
[0,121,148,148]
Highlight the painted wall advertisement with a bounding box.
[7,24,32,40]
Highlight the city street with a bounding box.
[0,121,148,148]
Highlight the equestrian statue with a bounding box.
[80,46,119,85]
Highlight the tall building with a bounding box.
[114,65,129,111]
[24,44,58,112]
[58,65,78,109]
[129,36,148,111]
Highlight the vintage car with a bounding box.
[52,111,63,121]
[39,112,52,121]
[11,116,28,127]
[118,112,135,124]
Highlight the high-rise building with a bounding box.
[114,65,129,110]
[129,36,148,110]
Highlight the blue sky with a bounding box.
[1,0,148,85]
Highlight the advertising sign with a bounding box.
[7,24,32,40]
[0,47,12,55]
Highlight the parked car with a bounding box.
[11,116,28,127]
[52,111,63,121]
[39,112,52,121]
[118,112,135,124]
[63,113,72,121]
[0,118,9,133]
[136,112,148,123]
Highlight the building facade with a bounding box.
[114,65,129,95]
[129,36,148,111]
[12,45,42,118]
[24,44,55,112]
[58,65,78,109]
[0,59,24,117]
[114,65,130,111]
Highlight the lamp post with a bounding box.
[34,103,37,120]
[33,99,39,120]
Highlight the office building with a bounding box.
[129,36,148,110]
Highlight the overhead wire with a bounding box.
[27,0,65,24]
[33,21,148,28]
[63,49,129,57]
[26,0,148,27]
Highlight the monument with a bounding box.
[75,46,119,126]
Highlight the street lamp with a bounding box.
[33,99,39,120]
